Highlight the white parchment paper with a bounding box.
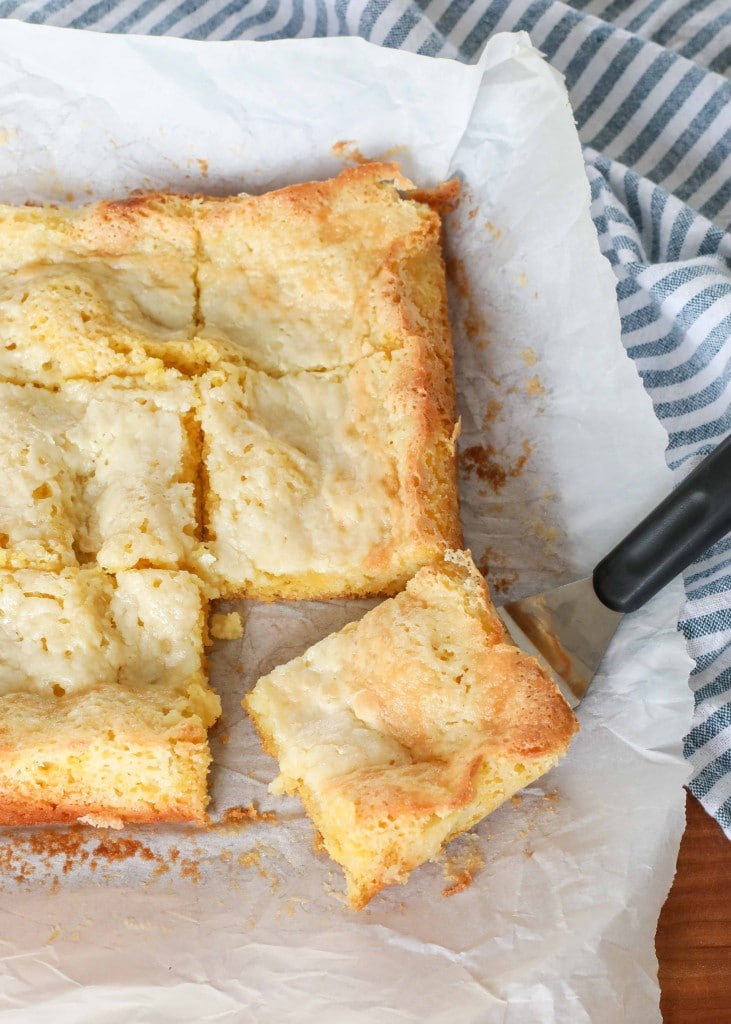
[0,23,693,1024]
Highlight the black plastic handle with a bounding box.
[593,433,731,613]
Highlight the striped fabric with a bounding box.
[586,151,731,832]
[2,0,731,835]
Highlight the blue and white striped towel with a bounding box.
[3,0,731,836]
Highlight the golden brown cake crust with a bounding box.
[0,192,198,263]
[193,162,456,373]
[245,550,578,909]
[0,569,220,828]
[0,164,461,830]
[0,797,203,828]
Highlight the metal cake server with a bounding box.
[497,433,731,709]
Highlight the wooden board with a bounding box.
[656,792,731,1023]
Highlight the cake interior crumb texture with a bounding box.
[0,163,461,827]
[245,550,579,910]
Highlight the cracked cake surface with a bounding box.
[0,163,461,827]
[0,375,199,572]
[245,550,578,909]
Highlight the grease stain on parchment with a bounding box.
[524,374,545,398]
[518,788,561,844]
[520,348,539,367]
[476,546,519,597]
[460,439,533,494]
[446,252,490,350]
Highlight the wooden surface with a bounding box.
[656,792,731,1023]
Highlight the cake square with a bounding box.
[194,163,453,376]
[0,567,220,827]
[0,382,79,570]
[0,374,200,572]
[245,550,578,909]
[0,194,203,386]
[196,336,461,599]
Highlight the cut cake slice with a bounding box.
[245,550,578,909]
[0,567,220,827]
[194,163,454,376]
[196,337,460,599]
[0,194,211,386]
[0,374,200,572]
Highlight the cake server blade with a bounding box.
[497,579,622,709]
[496,433,731,709]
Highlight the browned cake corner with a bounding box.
[245,549,578,909]
[0,193,200,386]
[193,162,456,373]
[0,568,220,827]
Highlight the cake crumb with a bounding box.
[221,803,276,825]
[236,844,281,893]
[520,348,538,367]
[210,611,243,641]
[331,140,368,165]
[238,849,261,869]
[92,837,156,864]
[180,858,201,883]
[441,835,484,898]
[78,813,124,830]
